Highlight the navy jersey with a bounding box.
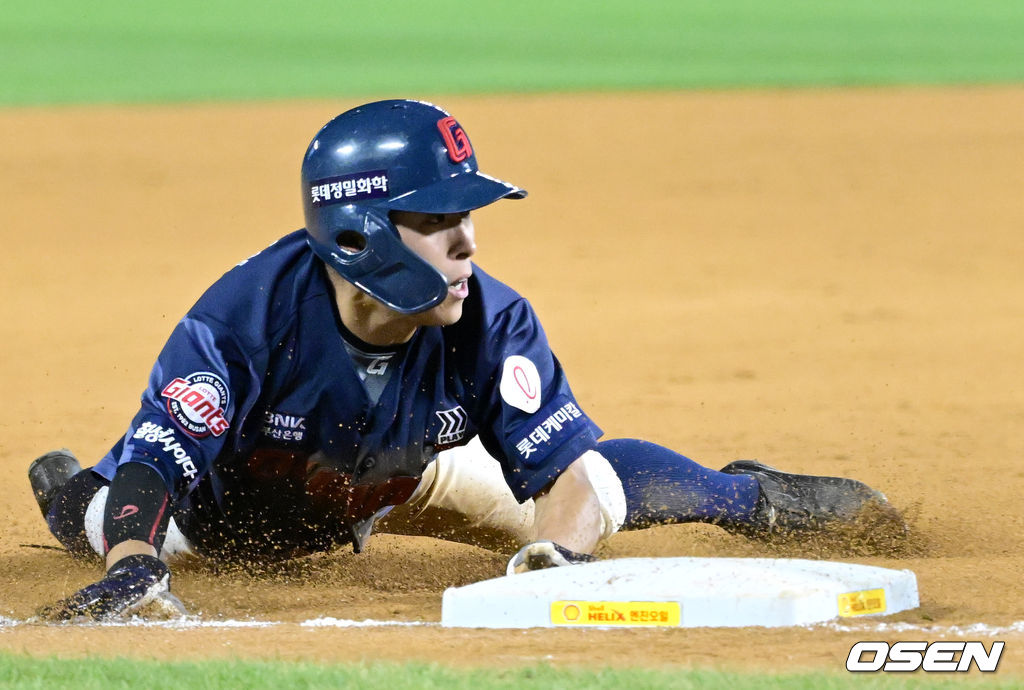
[92,230,601,556]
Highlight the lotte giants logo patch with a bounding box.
[161,372,230,438]
[437,116,473,163]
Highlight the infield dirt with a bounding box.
[2,88,1023,673]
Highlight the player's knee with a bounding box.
[48,469,106,559]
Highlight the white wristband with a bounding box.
[579,450,627,540]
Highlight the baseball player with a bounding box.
[28,99,901,620]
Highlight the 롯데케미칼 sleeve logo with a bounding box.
[161,371,230,438]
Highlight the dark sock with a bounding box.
[598,438,761,530]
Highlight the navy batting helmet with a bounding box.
[301,99,526,314]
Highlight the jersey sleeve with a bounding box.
[92,314,261,499]
[465,293,603,502]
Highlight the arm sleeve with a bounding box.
[102,461,171,554]
[470,299,603,502]
[93,314,261,500]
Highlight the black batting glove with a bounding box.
[38,554,177,621]
[506,540,596,575]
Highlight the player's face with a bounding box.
[392,210,477,326]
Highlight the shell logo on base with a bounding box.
[838,588,887,617]
[550,601,680,627]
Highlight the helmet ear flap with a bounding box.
[323,206,386,274]
[308,205,449,314]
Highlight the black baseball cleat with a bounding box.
[28,450,82,518]
[719,460,894,539]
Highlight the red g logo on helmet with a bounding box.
[437,116,473,163]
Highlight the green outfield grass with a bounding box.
[0,654,1018,689]
[2,0,1023,105]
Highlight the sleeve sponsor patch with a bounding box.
[132,421,198,480]
[513,399,584,463]
[499,355,542,413]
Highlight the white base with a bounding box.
[441,557,918,629]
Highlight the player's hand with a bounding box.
[37,554,184,621]
[506,540,596,575]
